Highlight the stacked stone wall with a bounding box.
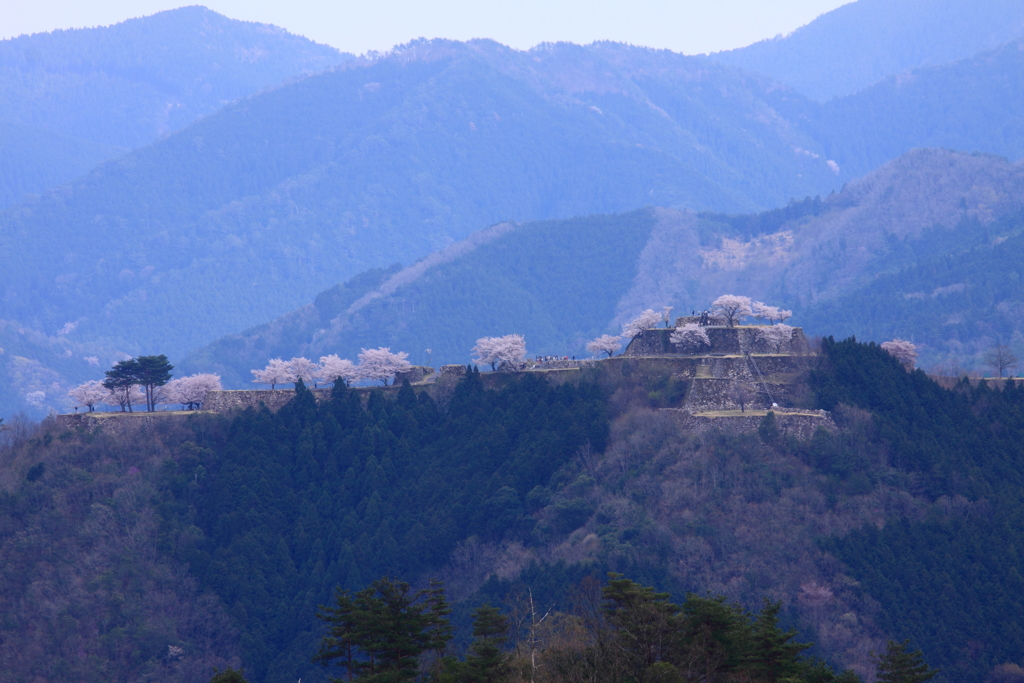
[665,408,837,439]
[624,326,807,357]
[202,389,333,413]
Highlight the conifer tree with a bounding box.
[874,640,938,683]
[208,668,249,683]
[315,577,454,683]
[463,604,510,683]
[745,600,810,683]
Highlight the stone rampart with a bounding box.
[395,366,436,384]
[53,410,211,437]
[675,315,727,326]
[623,325,807,357]
[665,408,837,439]
[202,389,333,413]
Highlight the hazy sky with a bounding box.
[2,0,851,55]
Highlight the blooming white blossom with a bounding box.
[287,357,320,387]
[251,358,294,389]
[318,355,360,387]
[758,324,795,353]
[622,309,662,339]
[881,339,918,368]
[68,380,110,412]
[586,334,622,358]
[670,323,710,349]
[472,335,527,370]
[711,295,753,326]
[358,347,412,385]
[752,302,794,325]
[164,374,222,410]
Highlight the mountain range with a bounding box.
[712,0,1024,100]
[5,1,1024,415]
[181,148,1024,385]
[0,5,351,208]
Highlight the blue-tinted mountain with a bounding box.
[712,0,1024,100]
[182,149,1024,385]
[0,5,351,206]
[814,36,1024,179]
[0,39,839,363]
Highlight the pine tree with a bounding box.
[874,640,938,683]
[209,668,249,683]
[745,600,810,683]
[463,604,510,683]
[315,577,454,683]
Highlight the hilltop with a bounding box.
[6,336,1024,683]
[712,0,1024,100]
[182,148,1024,386]
[0,39,837,363]
[0,6,352,207]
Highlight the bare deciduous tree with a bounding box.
[729,382,756,412]
[586,335,622,358]
[712,295,753,326]
[984,344,1019,378]
[472,335,527,370]
[622,310,662,339]
[358,347,412,385]
[881,339,918,369]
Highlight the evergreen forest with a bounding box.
[4,340,1024,682]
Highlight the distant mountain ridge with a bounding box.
[0,6,352,207]
[0,39,839,360]
[712,0,1024,100]
[182,149,1024,386]
[11,2,1024,415]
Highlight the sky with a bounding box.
[1,0,852,55]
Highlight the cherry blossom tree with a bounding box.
[662,306,674,328]
[67,380,109,412]
[358,347,412,385]
[670,323,710,351]
[319,355,360,387]
[711,295,753,327]
[622,309,662,339]
[165,374,223,410]
[752,302,795,325]
[586,334,622,358]
[881,339,918,369]
[251,358,294,389]
[758,324,795,353]
[287,357,320,387]
[472,335,527,370]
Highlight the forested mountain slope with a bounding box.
[814,36,1024,179]
[0,6,351,207]
[6,340,1024,683]
[13,10,1024,415]
[0,39,837,360]
[183,149,1024,383]
[712,0,1024,101]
